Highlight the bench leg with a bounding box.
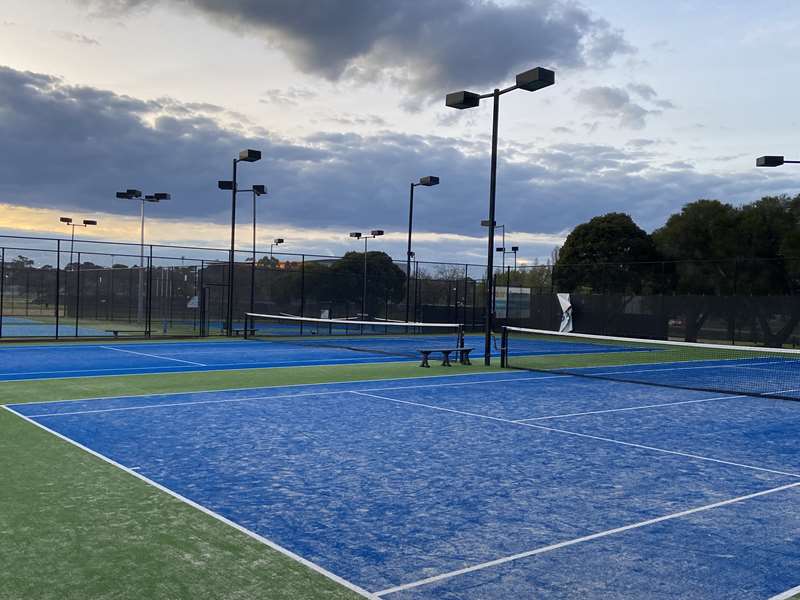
[441,351,452,367]
[420,352,431,368]
[460,351,471,365]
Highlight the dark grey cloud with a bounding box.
[80,0,633,102]
[2,64,799,245]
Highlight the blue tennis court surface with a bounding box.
[8,371,800,599]
[0,334,640,381]
[0,316,111,337]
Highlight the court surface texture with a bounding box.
[7,370,799,599]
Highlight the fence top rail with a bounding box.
[0,234,487,270]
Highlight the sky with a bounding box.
[1,0,799,266]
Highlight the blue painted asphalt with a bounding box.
[0,334,638,381]
[10,371,800,599]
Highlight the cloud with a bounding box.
[79,0,634,103]
[2,64,799,257]
[576,84,673,130]
[259,86,318,107]
[52,30,100,45]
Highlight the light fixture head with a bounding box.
[445,90,480,110]
[125,189,142,198]
[153,192,171,201]
[238,149,262,162]
[496,247,505,252]
[115,191,130,199]
[511,246,519,252]
[144,194,158,202]
[273,238,284,244]
[371,229,384,237]
[349,232,362,238]
[418,176,439,187]
[252,184,267,196]
[756,156,784,167]
[60,217,73,224]
[83,219,97,226]
[516,67,555,92]
[480,219,496,227]
[218,180,234,190]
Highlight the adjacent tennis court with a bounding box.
[0,331,639,381]
[7,370,800,599]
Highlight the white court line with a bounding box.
[587,358,786,378]
[0,355,412,381]
[351,391,800,479]
[98,346,207,366]
[374,481,800,596]
[4,369,536,406]
[20,374,568,417]
[2,405,380,600]
[514,394,745,422]
[771,583,800,600]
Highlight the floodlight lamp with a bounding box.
[126,189,142,198]
[83,220,97,226]
[371,229,384,237]
[252,184,267,196]
[115,191,130,199]
[238,149,261,162]
[516,67,555,92]
[60,217,72,224]
[756,156,784,167]
[496,247,505,252]
[273,238,284,244]
[218,180,234,190]
[144,195,158,202]
[511,246,519,252]
[154,192,171,201]
[349,232,362,238]
[445,91,480,110]
[419,176,439,187]
[480,219,496,227]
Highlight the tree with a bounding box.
[554,212,662,293]
[330,251,406,313]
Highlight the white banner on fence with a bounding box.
[557,293,573,333]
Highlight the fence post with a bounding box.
[74,253,81,337]
[299,255,305,334]
[147,245,154,337]
[55,241,61,339]
[0,247,4,339]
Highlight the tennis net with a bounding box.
[500,325,800,401]
[244,313,464,359]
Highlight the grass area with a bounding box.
[0,360,494,599]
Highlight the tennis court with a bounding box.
[0,332,638,381]
[7,370,800,599]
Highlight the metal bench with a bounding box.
[104,329,150,338]
[419,347,473,368]
[231,327,257,337]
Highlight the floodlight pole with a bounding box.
[228,158,238,335]
[405,176,439,322]
[446,67,555,365]
[406,182,415,322]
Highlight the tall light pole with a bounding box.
[218,148,261,335]
[270,238,285,259]
[60,217,97,268]
[406,176,439,322]
[446,67,555,364]
[511,245,519,270]
[116,189,170,323]
[240,184,267,315]
[349,229,384,319]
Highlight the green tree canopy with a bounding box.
[554,212,662,293]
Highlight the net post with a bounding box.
[500,326,509,368]
[457,324,465,349]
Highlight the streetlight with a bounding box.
[446,66,555,364]
[116,189,170,323]
[270,238,285,258]
[406,175,439,322]
[60,217,97,268]
[756,156,800,167]
[349,229,384,319]
[511,246,519,270]
[218,148,262,335]
[239,184,267,315]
